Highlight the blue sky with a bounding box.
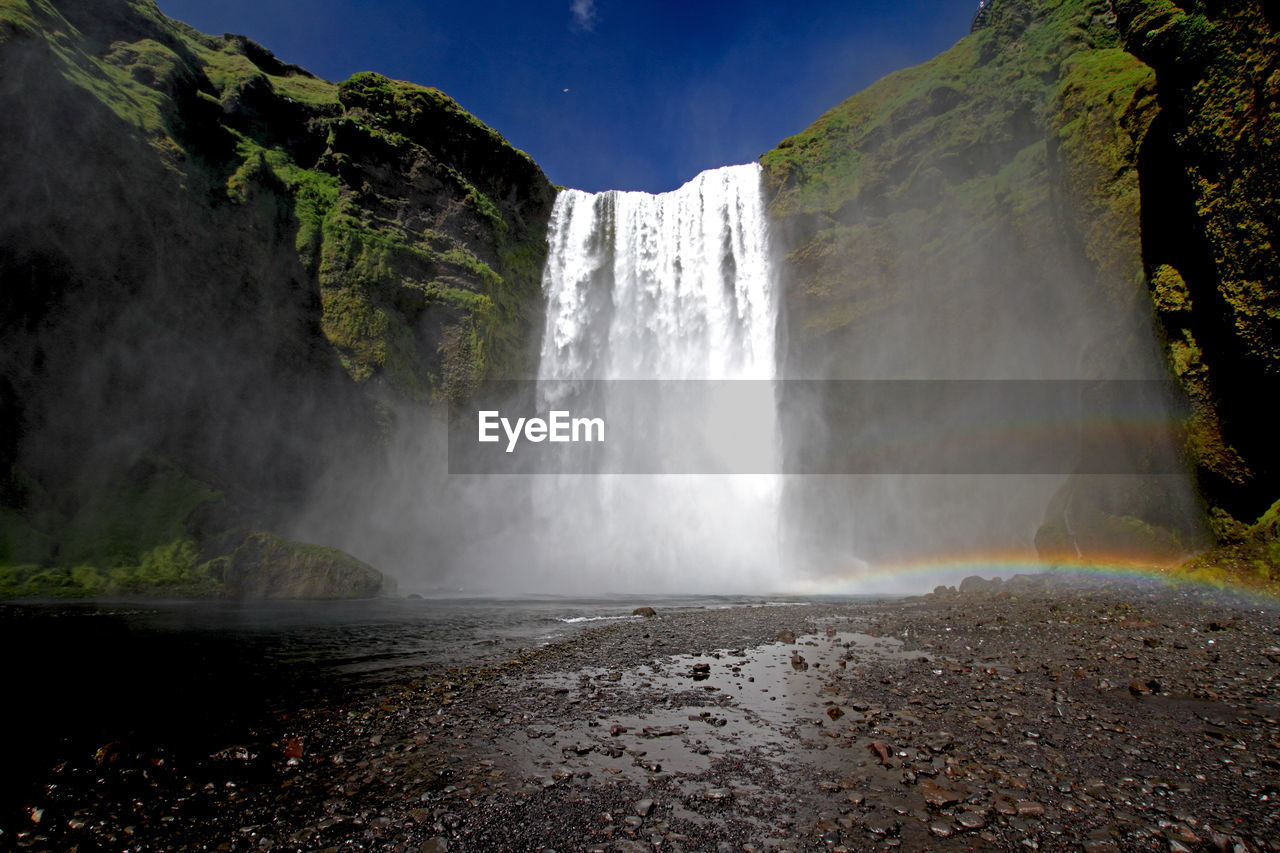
[156,1,977,193]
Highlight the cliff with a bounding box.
[0,0,555,597]
[760,0,1209,566]
[761,0,1278,582]
[1110,0,1280,538]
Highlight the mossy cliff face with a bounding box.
[0,0,554,596]
[761,0,1155,377]
[317,71,555,403]
[760,0,1207,564]
[1110,0,1280,536]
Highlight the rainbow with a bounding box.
[782,549,1279,600]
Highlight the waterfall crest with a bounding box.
[540,163,776,382]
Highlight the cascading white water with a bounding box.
[531,163,784,592]
[540,164,777,382]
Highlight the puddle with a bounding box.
[498,631,931,791]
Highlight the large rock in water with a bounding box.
[224,533,384,599]
[0,0,554,595]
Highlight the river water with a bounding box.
[1,594,814,808]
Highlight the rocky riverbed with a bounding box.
[6,575,1280,852]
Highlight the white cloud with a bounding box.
[571,0,597,30]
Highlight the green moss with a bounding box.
[1171,536,1280,596]
[70,564,107,595]
[1150,263,1191,313]
[107,538,222,595]
[310,171,541,396]
[0,0,37,37]
[1249,498,1280,541]
[0,540,222,598]
[225,139,342,268]
[0,565,75,597]
[268,72,337,105]
[60,41,172,137]
[0,508,54,564]
[314,204,474,397]
[320,288,392,382]
[337,71,513,158]
[465,184,506,235]
[58,466,222,569]
[1049,44,1156,304]
[184,35,337,104]
[762,0,1135,221]
[760,0,1138,355]
[225,147,275,202]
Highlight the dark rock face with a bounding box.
[0,0,555,596]
[1040,1,1280,570]
[319,71,556,402]
[1111,0,1280,531]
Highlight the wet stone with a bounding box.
[1081,841,1121,853]
[863,813,900,836]
[918,778,961,807]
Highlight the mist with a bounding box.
[291,156,1202,596]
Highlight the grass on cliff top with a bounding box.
[3,0,334,165]
[761,0,1121,218]
[338,71,539,170]
[193,42,338,105]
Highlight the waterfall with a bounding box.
[531,163,783,592]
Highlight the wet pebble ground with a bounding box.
[7,574,1280,852]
